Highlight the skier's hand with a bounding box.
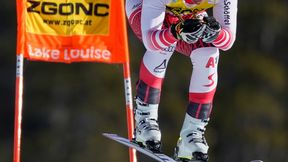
[170,19,206,44]
[202,16,221,43]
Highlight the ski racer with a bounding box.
[125,0,238,161]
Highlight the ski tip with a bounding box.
[102,132,110,136]
[102,133,109,137]
[102,133,117,138]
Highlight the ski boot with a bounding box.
[133,97,161,153]
[174,114,209,162]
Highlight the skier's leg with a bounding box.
[126,0,177,152]
[134,49,174,152]
[175,47,219,162]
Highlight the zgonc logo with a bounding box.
[27,1,109,17]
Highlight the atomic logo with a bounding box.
[154,60,167,73]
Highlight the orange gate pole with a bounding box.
[13,54,24,162]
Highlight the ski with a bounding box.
[103,133,263,162]
[102,133,177,162]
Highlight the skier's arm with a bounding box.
[141,0,177,51]
[212,0,238,51]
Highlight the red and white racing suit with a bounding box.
[126,0,237,120]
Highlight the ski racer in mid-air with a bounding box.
[125,0,238,161]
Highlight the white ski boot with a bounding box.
[134,97,161,152]
[174,114,209,162]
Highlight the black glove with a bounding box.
[202,16,221,43]
[171,19,206,44]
